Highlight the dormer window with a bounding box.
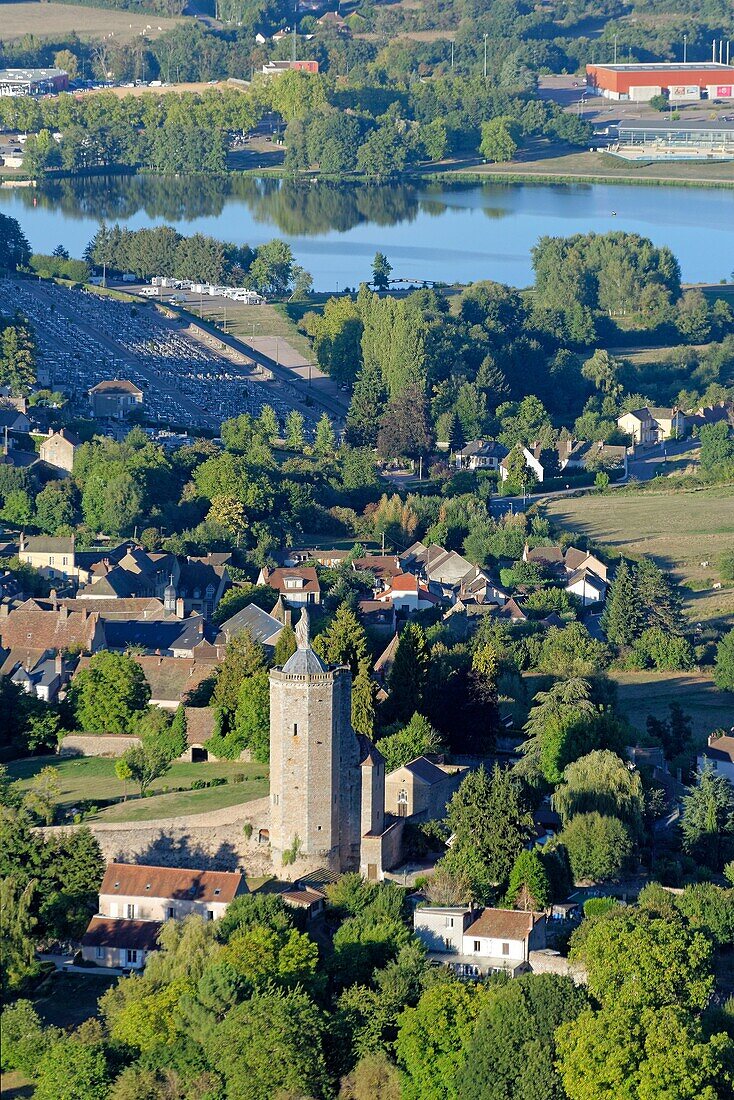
[214,888,221,896]
[285,576,304,589]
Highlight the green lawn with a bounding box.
[91,774,269,823]
[609,670,734,747]
[0,1070,34,1098]
[6,755,266,813]
[542,485,734,627]
[195,300,314,362]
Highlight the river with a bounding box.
[1,174,732,290]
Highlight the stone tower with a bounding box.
[269,609,363,872]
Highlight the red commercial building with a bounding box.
[586,62,734,103]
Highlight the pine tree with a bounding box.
[352,658,376,739]
[346,361,386,448]
[313,603,368,676]
[636,557,684,634]
[386,624,430,722]
[601,559,642,646]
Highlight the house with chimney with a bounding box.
[413,905,547,978]
[257,566,321,607]
[81,863,247,970]
[18,534,76,582]
[89,379,143,419]
[454,440,508,471]
[617,406,685,445]
[38,428,80,474]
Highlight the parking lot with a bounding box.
[3,278,319,432]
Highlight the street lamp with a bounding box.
[683,34,687,63]
[483,34,488,79]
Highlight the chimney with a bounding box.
[176,597,185,618]
[50,588,58,610]
[0,601,9,618]
[55,651,63,675]
[58,605,69,621]
[284,607,292,627]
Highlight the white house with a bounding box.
[454,440,508,470]
[499,445,545,484]
[81,863,247,969]
[413,905,547,978]
[376,572,442,613]
[697,733,734,785]
[461,908,547,976]
[617,407,686,445]
[564,567,608,606]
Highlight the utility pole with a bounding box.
[683,33,687,64]
[450,40,454,70]
[483,33,488,79]
[613,34,618,64]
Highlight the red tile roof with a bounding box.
[465,908,543,941]
[263,567,320,595]
[100,862,245,903]
[82,916,162,951]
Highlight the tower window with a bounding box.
[293,723,298,736]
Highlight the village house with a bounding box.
[38,428,80,474]
[3,649,76,703]
[617,406,685,445]
[217,601,284,649]
[384,756,466,821]
[685,402,732,432]
[258,566,321,607]
[375,572,442,613]
[89,379,143,419]
[454,440,508,471]
[356,596,397,633]
[565,567,607,606]
[0,599,104,664]
[73,652,219,710]
[81,863,247,969]
[413,905,547,977]
[18,533,76,582]
[557,438,628,476]
[0,407,31,435]
[697,733,734,785]
[499,444,547,484]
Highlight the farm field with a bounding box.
[609,670,733,746]
[542,485,734,626]
[6,754,265,812]
[0,2,187,41]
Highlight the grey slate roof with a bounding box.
[219,602,283,646]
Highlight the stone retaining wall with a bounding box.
[60,735,141,757]
[40,797,273,876]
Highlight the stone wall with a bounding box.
[60,735,141,757]
[40,797,273,876]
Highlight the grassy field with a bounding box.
[196,300,314,362]
[3,2,187,40]
[449,148,734,187]
[91,775,269,822]
[1,2,187,41]
[542,485,734,626]
[610,670,733,746]
[7,755,266,813]
[0,1071,33,1098]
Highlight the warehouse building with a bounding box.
[0,68,69,97]
[586,62,734,103]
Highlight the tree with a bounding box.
[582,349,622,396]
[505,848,551,911]
[377,383,434,462]
[372,252,392,290]
[314,604,368,676]
[0,315,36,395]
[314,412,336,457]
[557,1003,733,1100]
[231,671,270,763]
[248,239,299,297]
[284,409,305,452]
[0,213,31,272]
[115,742,171,797]
[54,49,79,81]
[558,812,633,883]
[681,763,734,869]
[69,652,150,734]
[339,1052,402,1100]
[346,362,386,448]
[713,629,734,691]
[273,623,297,666]
[480,117,520,163]
[210,989,331,1100]
[520,677,604,786]
[700,422,734,474]
[553,750,644,837]
[0,878,39,995]
[386,624,430,722]
[213,631,267,717]
[396,981,482,1100]
[23,766,61,826]
[455,973,588,1100]
[441,765,534,900]
[376,713,442,772]
[570,904,713,1013]
[0,1000,56,1078]
[34,1036,111,1100]
[602,559,643,645]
